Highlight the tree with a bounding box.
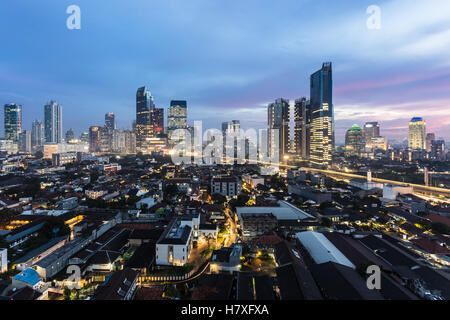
[90,171,100,183]
[164,283,180,299]
[319,201,333,210]
[0,209,18,229]
[211,193,227,205]
[34,150,44,159]
[41,216,70,239]
[164,184,178,201]
[321,217,332,228]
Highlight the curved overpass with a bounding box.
[304,168,450,198]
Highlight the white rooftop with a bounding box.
[295,231,355,269]
[236,200,314,220]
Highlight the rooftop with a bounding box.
[296,231,355,269]
[13,268,42,286]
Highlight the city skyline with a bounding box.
[1,1,450,142]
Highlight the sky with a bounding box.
[1,0,450,144]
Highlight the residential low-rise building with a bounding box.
[210,245,242,274]
[211,176,242,198]
[156,218,193,266]
[52,152,77,166]
[93,268,139,300]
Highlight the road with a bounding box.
[304,167,450,199]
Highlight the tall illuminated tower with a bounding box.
[408,117,426,150]
[268,98,290,160]
[136,86,155,152]
[309,62,333,167]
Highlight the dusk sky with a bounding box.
[1,0,450,143]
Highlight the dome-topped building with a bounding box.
[345,124,365,157]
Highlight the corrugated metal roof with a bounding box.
[296,231,355,269]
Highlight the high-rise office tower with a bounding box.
[105,112,116,131]
[268,98,290,160]
[345,124,365,157]
[99,126,111,153]
[136,86,155,152]
[294,97,310,159]
[89,126,101,152]
[152,108,164,136]
[426,133,435,152]
[65,128,75,142]
[19,130,32,153]
[31,120,45,150]
[80,132,89,143]
[167,100,188,140]
[363,122,380,148]
[222,120,241,162]
[408,117,426,150]
[431,140,446,160]
[112,129,136,155]
[44,101,63,143]
[4,104,22,142]
[309,62,334,167]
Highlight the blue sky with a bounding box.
[1,0,450,143]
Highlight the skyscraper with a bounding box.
[167,100,188,140]
[152,108,164,136]
[294,97,310,159]
[4,104,22,142]
[136,86,155,152]
[345,124,364,157]
[363,122,380,147]
[44,101,63,143]
[426,133,435,152]
[309,62,333,167]
[89,126,101,152]
[65,128,75,142]
[268,98,290,160]
[105,112,116,131]
[31,120,45,150]
[19,130,32,153]
[431,140,446,160]
[222,120,241,162]
[408,117,426,150]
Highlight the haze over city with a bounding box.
[1,0,450,143]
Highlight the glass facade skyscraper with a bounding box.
[136,86,155,152]
[309,62,333,167]
[31,120,45,150]
[4,103,22,142]
[105,112,116,131]
[268,98,290,160]
[44,101,63,143]
[294,97,310,159]
[168,100,187,140]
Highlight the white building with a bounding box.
[156,218,193,266]
[242,174,265,188]
[0,248,7,273]
[236,200,314,223]
[136,196,157,209]
[349,178,383,191]
[296,231,355,269]
[383,184,414,200]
